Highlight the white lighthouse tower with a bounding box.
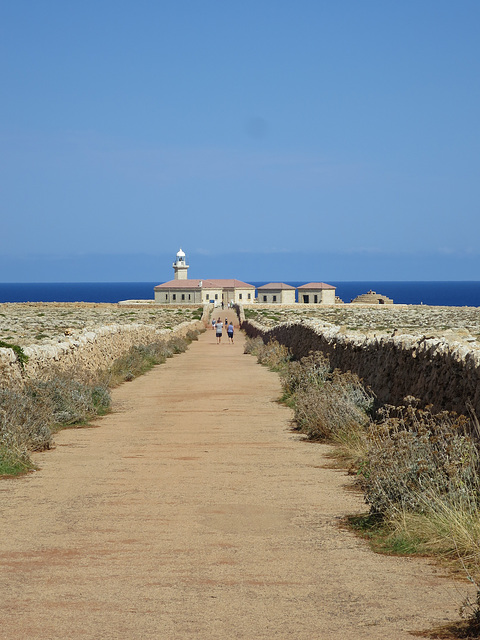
[173,248,189,280]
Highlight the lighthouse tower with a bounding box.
[173,248,189,280]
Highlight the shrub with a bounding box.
[0,386,53,452]
[244,336,264,354]
[0,327,196,476]
[246,340,373,462]
[26,376,111,427]
[0,340,29,370]
[244,337,292,371]
[169,336,189,354]
[0,444,33,476]
[280,351,330,397]
[361,399,478,517]
[0,366,112,475]
[107,344,163,384]
[191,308,203,320]
[102,334,195,386]
[293,370,373,443]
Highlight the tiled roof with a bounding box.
[211,279,255,289]
[155,279,217,290]
[257,282,295,290]
[297,282,336,290]
[154,278,255,290]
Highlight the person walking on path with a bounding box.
[227,321,234,344]
[215,317,223,344]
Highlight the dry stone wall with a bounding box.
[0,320,204,387]
[242,318,480,418]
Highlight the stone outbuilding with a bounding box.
[257,283,296,304]
[297,282,336,305]
[351,290,393,304]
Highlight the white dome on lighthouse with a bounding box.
[173,248,189,279]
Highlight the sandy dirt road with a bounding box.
[0,316,466,639]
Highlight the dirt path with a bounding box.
[0,317,466,639]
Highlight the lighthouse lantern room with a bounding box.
[173,248,189,280]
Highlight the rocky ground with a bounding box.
[0,302,203,347]
[4,301,480,351]
[245,304,480,345]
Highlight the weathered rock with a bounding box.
[0,320,204,387]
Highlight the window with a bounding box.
[188,294,191,300]
[273,295,277,302]
[181,294,185,301]
[314,294,318,303]
[263,295,267,302]
[248,293,251,299]
[173,294,176,301]
[165,294,168,301]
[239,293,242,300]
[206,294,209,301]
[215,294,218,300]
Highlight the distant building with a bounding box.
[154,249,255,305]
[257,283,296,304]
[351,290,393,305]
[297,282,336,305]
[154,249,337,306]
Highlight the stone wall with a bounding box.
[0,319,205,387]
[242,318,480,418]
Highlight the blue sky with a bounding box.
[1,1,479,282]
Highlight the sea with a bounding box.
[0,282,480,307]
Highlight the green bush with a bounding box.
[0,340,29,370]
[0,445,33,476]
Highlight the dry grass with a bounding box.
[387,500,480,568]
[104,337,189,385]
[293,371,373,443]
[0,368,111,475]
[244,337,373,464]
[0,330,201,476]
[361,401,476,515]
[244,336,480,618]
[244,337,292,371]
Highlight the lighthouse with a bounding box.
[173,248,189,280]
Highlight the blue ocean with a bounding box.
[0,282,479,307]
